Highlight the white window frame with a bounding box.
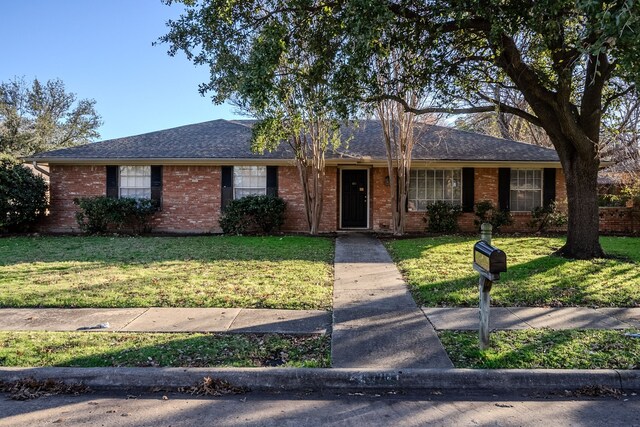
[408,168,462,212]
[233,166,267,199]
[510,169,543,212]
[119,166,151,199]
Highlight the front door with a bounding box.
[341,169,368,228]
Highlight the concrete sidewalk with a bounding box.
[332,234,453,369]
[0,307,331,334]
[423,307,640,330]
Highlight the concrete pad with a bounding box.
[333,287,416,310]
[121,308,241,332]
[229,309,331,334]
[0,308,147,331]
[333,267,407,290]
[508,307,629,329]
[596,308,640,328]
[334,235,394,264]
[422,307,530,330]
[331,310,453,369]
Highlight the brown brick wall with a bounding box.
[380,167,566,234]
[371,167,393,231]
[153,166,221,233]
[556,169,567,202]
[599,206,640,235]
[44,164,575,235]
[46,165,106,232]
[402,168,500,233]
[475,168,499,205]
[278,165,338,233]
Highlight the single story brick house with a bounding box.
[26,119,565,234]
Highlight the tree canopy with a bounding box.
[161,0,639,258]
[0,77,101,157]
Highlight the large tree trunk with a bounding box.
[555,145,605,259]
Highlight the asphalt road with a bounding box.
[1,390,639,426]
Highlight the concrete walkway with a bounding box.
[423,307,640,330]
[0,307,331,334]
[332,234,453,369]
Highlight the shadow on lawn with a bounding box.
[4,332,331,369]
[414,252,640,307]
[442,329,640,369]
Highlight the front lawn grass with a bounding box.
[0,236,333,310]
[439,329,640,369]
[385,236,640,307]
[0,332,330,368]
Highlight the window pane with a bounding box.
[408,169,462,210]
[119,166,151,200]
[233,166,267,199]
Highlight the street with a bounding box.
[1,389,639,426]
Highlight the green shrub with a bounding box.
[598,193,628,207]
[74,196,157,234]
[425,201,462,233]
[620,182,640,205]
[529,200,568,232]
[474,200,513,231]
[0,156,48,232]
[219,195,286,235]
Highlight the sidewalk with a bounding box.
[423,307,640,330]
[0,307,331,334]
[331,234,453,369]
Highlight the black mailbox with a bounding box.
[473,241,507,278]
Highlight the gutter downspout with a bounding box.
[32,161,50,177]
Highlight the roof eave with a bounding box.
[26,157,564,168]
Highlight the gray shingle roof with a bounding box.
[29,119,559,163]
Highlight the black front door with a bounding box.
[341,169,368,228]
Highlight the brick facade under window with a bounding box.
[43,163,637,235]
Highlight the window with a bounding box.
[408,169,462,211]
[119,166,151,199]
[233,166,266,199]
[510,169,542,211]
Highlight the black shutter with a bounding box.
[221,166,233,211]
[106,166,118,198]
[151,166,163,209]
[543,168,556,208]
[461,167,475,212]
[498,168,511,211]
[266,166,278,197]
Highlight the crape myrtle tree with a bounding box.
[374,51,439,235]
[160,0,639,258]
[159,0,348,235]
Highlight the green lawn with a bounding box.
[0,332,330,368]
[439,329,640,369]
[385,236,640,307]
[0,236,333,310]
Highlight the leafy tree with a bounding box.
[0,77,101,156]
[0,155,48,232]
[160,0,347,234]
[160,0,639,258]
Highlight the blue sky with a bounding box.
[1,0,244,141]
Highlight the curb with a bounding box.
[1,367,639,393]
